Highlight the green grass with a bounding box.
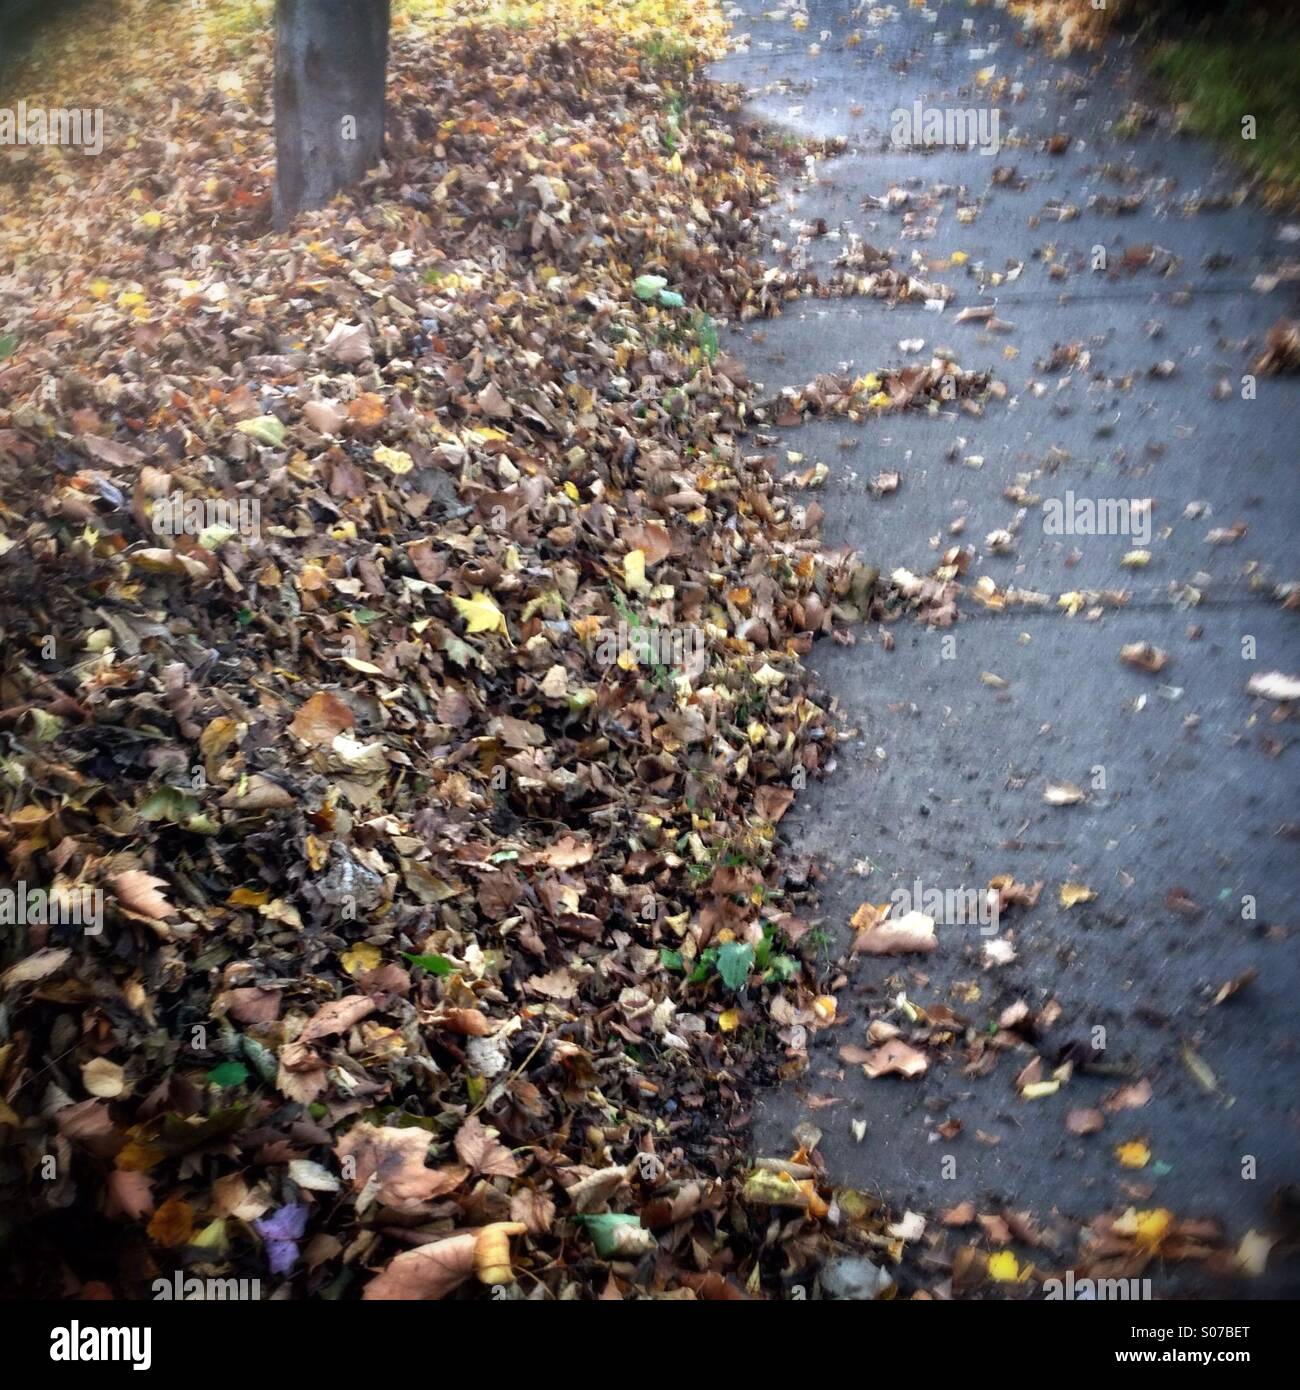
[206,0,272,40]
[1151,35,1300,193]
[637,33,693,72]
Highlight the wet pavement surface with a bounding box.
[712,0,1300,1291]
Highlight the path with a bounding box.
[712,0,1300,1291]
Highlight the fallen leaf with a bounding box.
[852,908,937,955]
[1120,642,1169,674]
[362,1233,478,1300]
[108,870,176,920]
[82,1057,127,1098]
[1116,1140,1152,1169]
[1058,882,1097,908]
[291,691,355,745]
[861,1040,929,1079]
[451,591,508,637]
[454,1115,520,1178]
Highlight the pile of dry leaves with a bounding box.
[0,0,940,1299]
[1009,0,1131,53]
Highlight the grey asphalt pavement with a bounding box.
[712,0,1300,1294]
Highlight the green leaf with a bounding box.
[401,951,452,976]
[693,312,719,362]
[659,948,684,972]
[241,1035,278,1084]
[206,1060,249,1088]
[766,954,800,983]
[715,940,754,992]
[633,274,667,301]
[577,1213,645,1257]
[0,333,15,361]
[234,415,286,448]
[754,927,773,970]
[139,786,201,825]
[656,289,684,308]
[687,945,717,985]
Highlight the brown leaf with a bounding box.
[1103,1079,1153,1112]
[533,835,594,869]
[1,946,71,991]
[322,321,372,365]
[336,1122,468,1212]
[753,784,795,824]
[82,434,145,467]
[853,909,936,956]
[299,995,376,1043]
[861,1040,929,1079]
[217,775,295,810]
[223,986,282,1024]
[290,691,355,745]
[1119,642,1169,674]
[108,870,176,921]
[454,1115,520,1178]
[106,1169,155,1221]
[621,521,673,566]
[147,1196,194,1248]
[362,1232,478,1300]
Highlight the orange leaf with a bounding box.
[147,1195,194,1247]
[290,691,355,745]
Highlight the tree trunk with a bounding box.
[273,0,391,228]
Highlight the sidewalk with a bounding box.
[714,0,1300,1291]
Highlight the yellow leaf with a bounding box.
[227,886,270,907]
[850,901,882,932]
[1059,881,1096,908]
[1115,1140,1151,1169]
[987,1251,1020,1282]
[1021,1080,1060,1100]
[342,943,382,977]
[718,1008,741,1032]
[1058,591,1086,616]
[373,445,414,475]
[623,548,648,592]
[452,590,507,637]
[89,278,111,300]
[1133,1208,1173,1250]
